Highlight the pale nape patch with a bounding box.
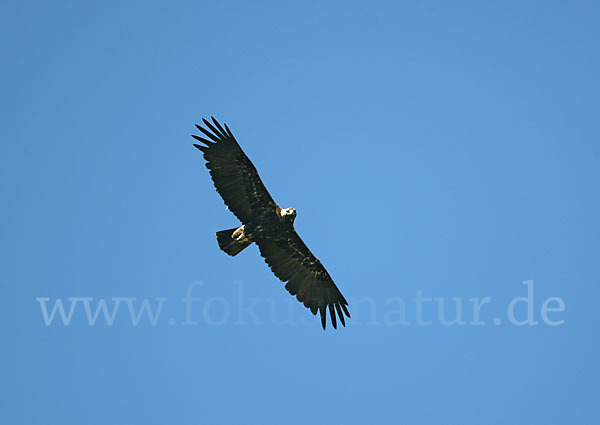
[280,208,295,217]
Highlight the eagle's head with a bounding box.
[281,207,296,222]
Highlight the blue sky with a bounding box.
[1,1,599,424]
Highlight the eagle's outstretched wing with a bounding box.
[192,117,277,223]
[255,233,350,330]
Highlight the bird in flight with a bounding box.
[192,117,350,330]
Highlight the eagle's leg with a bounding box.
[232,225,247,241]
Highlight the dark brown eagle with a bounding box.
[192,117,350,330]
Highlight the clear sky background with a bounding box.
[1,1,599,424]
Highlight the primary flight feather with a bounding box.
[193,117,350,330]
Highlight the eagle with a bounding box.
[192,117,350,330]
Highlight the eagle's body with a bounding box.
[193,117,350,330]
[216,206,296,256]
[244,206,296,240]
